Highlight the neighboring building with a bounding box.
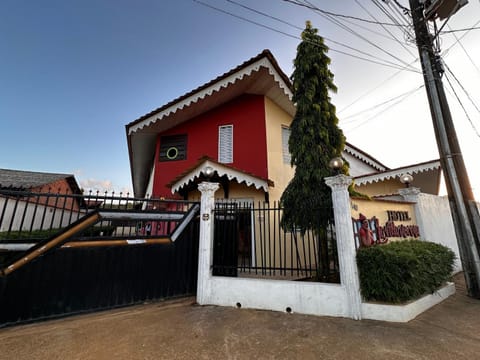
[0,168,83,211]
[126,50,441,202]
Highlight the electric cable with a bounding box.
[365,0,417,59]
[297,0,419,72]
[345,85,422,132]
[444,72,480,138]
[193,0,420,72]
[223,0,417,72]
[446,24,480,76]
[281,0,407,26]
[444,62,480,116]
[340,84,425,123]
[338,58,420,114]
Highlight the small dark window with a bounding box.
[159,134,187,161]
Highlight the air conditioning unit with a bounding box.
[424,0,468,21]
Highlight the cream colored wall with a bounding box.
[351,197,417,225]
[355,179,404,197]
[264,97,295,203]
[187,182,265,203]
[351,197,418,242]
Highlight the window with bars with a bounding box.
[282,126,291,164]
[218,125,233,164]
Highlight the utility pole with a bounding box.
[409,0,480,298]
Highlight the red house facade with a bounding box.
[126,50,442,202]
[127,50,296,202]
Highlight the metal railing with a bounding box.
[0,189,198,246]
[212,201,339,283]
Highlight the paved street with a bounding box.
[1,273,479,360]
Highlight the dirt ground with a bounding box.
[0,273,479,360]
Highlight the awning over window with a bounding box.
[169,158,273,194]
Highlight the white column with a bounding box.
[325,174,362,320]
[196,182,219,305]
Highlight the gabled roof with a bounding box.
[126,49,295,197]
[169,157,274,194]
[0,168,81,194]
[354,159,442,195]
[344,142,389,172]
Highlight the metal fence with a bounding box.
[212,201,339,283]
[0,189,198,247]
[0,189,201,327]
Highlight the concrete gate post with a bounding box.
[325,175,362,320]
[197,181,219,305]
[398,187,426,238]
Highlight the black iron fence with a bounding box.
[212,201,339,283]
[0,189,198,251]
[0,189,200,327]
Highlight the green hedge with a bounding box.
[356,240,455,303]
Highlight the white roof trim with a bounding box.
[128,58,292,135]
[171,160,269,194]
[354,160,441,186]
[344,144,387,172]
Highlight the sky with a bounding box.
[1,0,479,198]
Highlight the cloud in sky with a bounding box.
[79,178,114,192]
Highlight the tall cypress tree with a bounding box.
[281,21,347,232]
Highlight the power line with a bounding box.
[446,24,480,76]
[345,85,422,131]
[296,0,420,72]
[444,62,480,116]
[223,0,418,72]
[359,0,417,59]
[444,71,480,138]
[193,0,420,72]
[338,58,420,114]
[340,84,424,123]
[442,19,480,57]
[281,0,407,27]
[441,26,480,33]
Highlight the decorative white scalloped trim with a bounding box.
[344,144,387,172]
[171,160,269,194]
[354,160,441,186]
[128,58,292,135]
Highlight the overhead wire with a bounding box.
[337,58,420,114]
[280,0,407,27]
[193,0,420,72]
[340,84,425,123]
[442,19,480,57]
[363,0,417,59]
[444,62,480,116]
[223,0,418,71]
[294,0,420,72]
[345,85,423,132]
[444,72,480,138]
[441,26,480,33]
[446,24,480,76]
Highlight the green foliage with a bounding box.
[0,225,115,241]
[357,240,455,303]
[281,21,347,231]
[0,228,61,241]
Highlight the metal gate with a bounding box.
[0,190,200,327]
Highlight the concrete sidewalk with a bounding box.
[1,274,479,360]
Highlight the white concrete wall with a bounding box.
[412,193,461,272]
[197,182,457,322]
[202,276,349,317]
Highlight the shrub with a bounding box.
[356,240,455,303]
